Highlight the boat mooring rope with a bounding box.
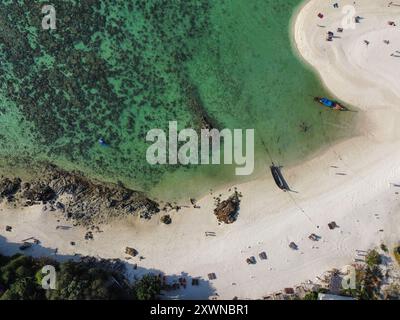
[242,104,315,224]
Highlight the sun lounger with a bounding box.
[208,273,217,280]
[259,252,268,260]
[289,242,298,250]
[246,256,257,264]
[308,234,320,241]
[328,221,338,230]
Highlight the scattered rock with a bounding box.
[125,247,138,257]
[160,214,172,225]
[84,231,94,240]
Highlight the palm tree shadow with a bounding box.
[0,235,217,300]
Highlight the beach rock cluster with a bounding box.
[213,191,242,224]
[0,178,21,200]
[0,164,160,225]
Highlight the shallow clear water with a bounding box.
[0,0,357,201]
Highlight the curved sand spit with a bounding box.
[1,0,400,299]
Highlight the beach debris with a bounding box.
[160,214,172,225]
[328,221,338,230]
[21,237,40,244]
[19,242,32,251]
[56,225,71,230]
[5,225,12,232]
[125,247,138,257]
[246,256,257,265]
[208,273,217,280]
[317,13,324,19]
[289,242,299,250]
[84,231,94,240]
[205,231,216,237]
[21,237,40,245]
[213,191,241,224]
[259,251,268,260]
[70,241,76,246]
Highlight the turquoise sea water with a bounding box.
[0,0,357,201]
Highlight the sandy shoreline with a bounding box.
[1,0,400,299]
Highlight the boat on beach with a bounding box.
[270,165,290,191]
[314,97,348,111]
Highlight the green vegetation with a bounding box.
[303,292,318,300]
[394,246,400,267]
[380,244,388,253]
[341,265,383,300]
[365,249,382,268]
[0,254,160,300]
[341,250,383,300]
[135,274,162,300]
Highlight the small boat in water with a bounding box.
[98,138,108,147]
[314,97,348,111]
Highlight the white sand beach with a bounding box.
[1,0,400,299]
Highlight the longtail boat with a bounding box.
[314,97,348,111]
[270,165,290,191]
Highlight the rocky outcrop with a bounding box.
[22,183,56,202]
[213,191,241,224]
[0,177,21,199]
[0,164,160,225]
